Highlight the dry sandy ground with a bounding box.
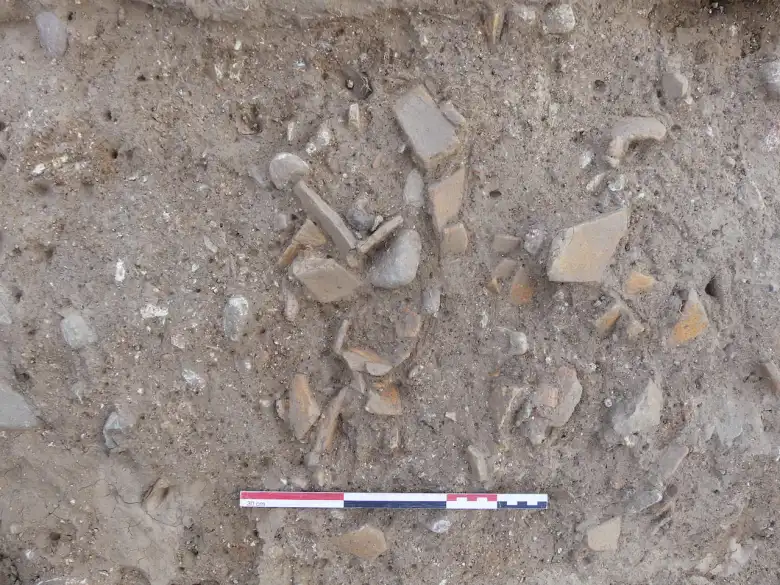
[3,0,780,584]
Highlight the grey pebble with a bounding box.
[103,409,135,450]
[346,196,376,232]
[760,60,780,98]
[402,169,425,208]
[523,227,546,256]
[269,153,310,190]
[36,12,68,58]
[60,312,97,349]
[422,284,441,315]
[661,70,689,100]
[368,229,422,289]
[542,4,576,35]
[223,296,250,341]
[0,382,39,430]
[508,331,529,355]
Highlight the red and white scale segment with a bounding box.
[240,491,548,510]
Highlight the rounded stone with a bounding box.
[543,4,576,35]
[368,229,422,289]
[269,153,310,190]
[36,12,68,58]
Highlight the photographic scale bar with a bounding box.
[239,491,548,510]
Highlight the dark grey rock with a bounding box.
[368,229,421,289]
[36,12,68,58]
[346,196,375,232]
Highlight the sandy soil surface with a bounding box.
[3,1,780,584]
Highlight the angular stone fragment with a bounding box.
[310,386,349,455]
[440,222,469,256]
[289,374,321,440]
[662,71,689,100]
[334,525,387,560]
[669,289,708,346]
[547,208,629,283]
[347,103,362,131]
[422,284,441,315]
[654,443,689,484]
[594,301,623,336]
[395,309,422,339]
[358,215,404,255]
[487,258,518,293]
[492,234,521,254]
[332,319,351,354]
[223,296,249,341]
[587,517,621,552]
[368,229,421,289]
[428,168,466,233]
[365,383,402,416]
[393,85,461,171]
[293,181,356,255]
[279,219,327,267]
[292,255,362,303]
[466,445,490,483]
[624,270,655,295]
[611,379,663,438]
[519,366,582,444]
[103,408,135,450]
[0,383,39,430]
[508,265,534,305]
[0,284,12,326]
[342,348,393,376]
[440,101,466,127]
[540,366,582,427]
[606,117,666,165]
[490,385,525,432]
[269,153,310,189]
[403,169,425,208]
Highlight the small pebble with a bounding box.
[523,227,546,256]
[543,4,576,35]
[508,331,529,355]
[661,70,689,100]
[223,296,250,341]
[283,290,299,322]
[403,169,425,208]
[269,153,310,190]
[60,312,97,349]
[346,195,376,232]
[428,518,452,534]
[760,60,780,98]
[35,12,68,58]
[421,284,442,315]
